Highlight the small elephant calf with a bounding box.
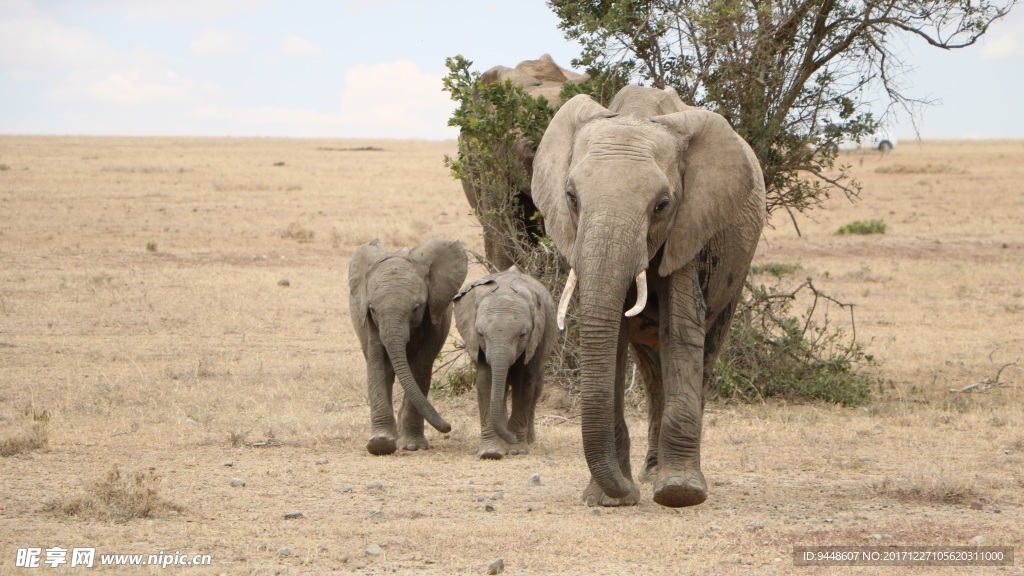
[349,238,467,455]
[454,267,556,459]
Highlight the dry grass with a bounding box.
[0,136,1021,574]
[0,423,49,457]
[48,465,185,522]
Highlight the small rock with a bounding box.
[367,480,384,491]
[283,511,304,520]
[367,510,383,518]
[969,501,984,510]
[278,279,290,287]
[366,544,383,556]
[277,547,293,556]
[486,558,505,575]
[865,534,882,540]
[708,525,722,531]
[223,460,234,467]
[466,479,475,485]
[490,491,505,500]
[484,503,496,512]
[315,457,328,465]
[184,418,197,426]
[968,535,985,546]
[341,486,353,493]
[859,456,875,462]
[745,521,764,531]
[589,509,600,516]
[339,555,350,563]
[528,473,541,486]
[229,478,246,487]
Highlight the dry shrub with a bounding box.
[871,471,977,505]
[0,422,49,457]
[1,405,50,457]
[50,465,184,521]
[875,163,963,175]
[281,222,315,243]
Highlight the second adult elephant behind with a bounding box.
[532,85,766,507]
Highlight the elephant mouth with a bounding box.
[556,268,648,330]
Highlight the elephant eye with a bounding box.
[565,189,578,211]
[654,199,670,214]
[519,329,527,338]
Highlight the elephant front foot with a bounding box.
[366,434,397,456]
[582,477,640,507]
[653,468,707,507]
[397,433,430,452]
[476,439,508,460]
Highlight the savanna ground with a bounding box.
[1,135,1022,575]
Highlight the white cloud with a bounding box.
[981,33,1023,59]
[92,0,264,22]
[277,34,321,57]
[195,60,458,139]
[190,27,250,58]
[980,11,1024,59]
[337,60,457,139]
[346,0,400,12]
[0,13,116,72]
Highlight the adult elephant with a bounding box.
[532,85,766,507]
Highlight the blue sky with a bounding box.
[1,0,1022,140]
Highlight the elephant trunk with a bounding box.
[488,352,517,445]
[576,241,645,500]
[381,329,451,433]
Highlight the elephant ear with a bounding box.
[652,109,764,276]
[532,94,616,263]
[348,239,390,325]
[453,277,495,360]
[519,274,553,364]
[409,239,468,325]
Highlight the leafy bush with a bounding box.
[836,219,887,235]
[713,279,878,406]
[751,262,803,279]
[442,56,580,388]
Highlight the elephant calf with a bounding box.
[454,267,556,459]
[348,238,467,455]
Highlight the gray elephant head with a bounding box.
[454,267,555,447]
[349,238,467,434]
[531,85,765,505]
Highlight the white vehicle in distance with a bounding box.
[837,130,897,152]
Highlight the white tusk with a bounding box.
[624,270,648,318]
[556,268,577,331]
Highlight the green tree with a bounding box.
[549,0,1016,223]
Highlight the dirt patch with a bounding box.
[0,136,1021,574]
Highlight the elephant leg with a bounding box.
[654,263,708,507]
[475,362,507,459]
[397,339,435,451]
[583,320,640,506]
[525,356,545,445]
[365,340,399,455]
[631,343,662,483]
[506,364,532,455]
